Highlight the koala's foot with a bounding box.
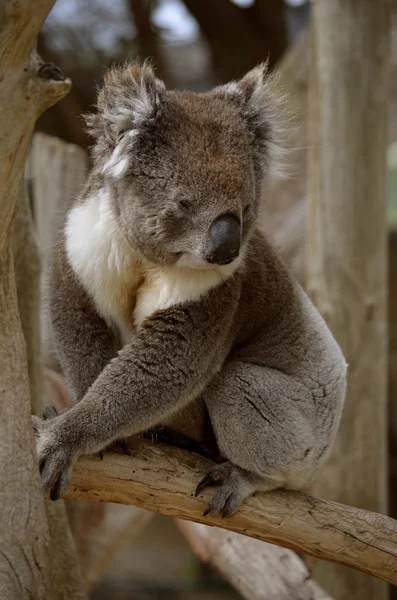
[195,461,262,518]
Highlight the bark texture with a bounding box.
[0,2,83,597]
[62,439,397,587]
[14,192,86,600]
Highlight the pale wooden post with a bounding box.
[306,2,390,599]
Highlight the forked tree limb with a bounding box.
[62,438,397,586]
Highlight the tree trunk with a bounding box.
[181,0,287,82]
[252,0,288,65]
[306,2,390,599]
[0,2,86,597]
[17,174,86,599]
[129,0,171,85]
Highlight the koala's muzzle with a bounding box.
[205,214,241,265]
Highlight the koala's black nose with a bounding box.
[205,213,241,265]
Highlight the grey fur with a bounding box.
[33,62,346,515]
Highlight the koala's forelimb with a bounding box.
[34,279,237,499]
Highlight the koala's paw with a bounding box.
[195,461,258,518]
[31,415,75,501]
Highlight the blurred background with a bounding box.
[35,1,397,598]
[37,0,309,147]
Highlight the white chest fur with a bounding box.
[65,189,234,346]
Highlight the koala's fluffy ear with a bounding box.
[86,62,165,177]
[85,62,165,142]
[215,63,288,179]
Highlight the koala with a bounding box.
[32,61,347,517]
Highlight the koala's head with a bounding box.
[86,62,286,269]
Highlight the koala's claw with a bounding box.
[195,472,217,497]
[195,462,257,518]
[31,415,74,500]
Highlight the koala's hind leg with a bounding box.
[201,361,316,517]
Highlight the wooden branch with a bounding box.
[0,52,71,243]
[13,190,44,414]
[306,2,390,599]
[177,520,333,600]
[0,1,55,69]
[14,195,86,599]
[61,439,397,587]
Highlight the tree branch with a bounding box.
[62,439,397,586]
[0,48,71,243]
[177,520,333,600]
